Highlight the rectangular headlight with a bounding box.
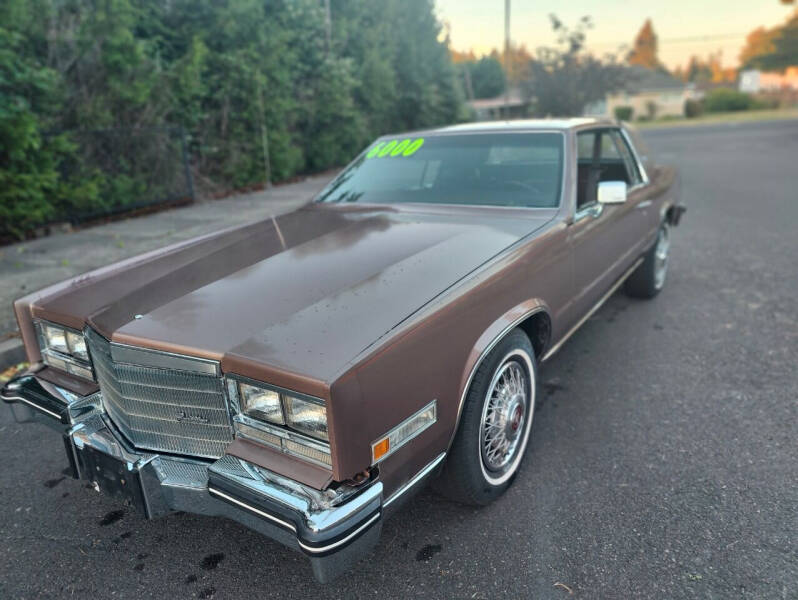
[239,382,284,424]
[283,395,328,442]
[34,320,94,381]
[66,331,89,362]
[226,377,331,467]
[43,323,68,354]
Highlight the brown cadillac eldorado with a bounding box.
[1,118,683,581]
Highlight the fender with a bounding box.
[447,299,551,449]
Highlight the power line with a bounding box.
[590,32,748,48]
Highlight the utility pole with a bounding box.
[504,0,511,116]
[463,65,475,101]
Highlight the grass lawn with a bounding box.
[633,108,798,129]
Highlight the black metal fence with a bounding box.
[48,126,194,226]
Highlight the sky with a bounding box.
[435,0,796,70]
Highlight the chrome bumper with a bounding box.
[1,372,382,583]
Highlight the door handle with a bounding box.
[637,200,652,209]
[575,203,604,222]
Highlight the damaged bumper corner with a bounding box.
[1,371,382,583]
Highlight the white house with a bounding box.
[739,67,798,93]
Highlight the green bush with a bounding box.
[0,0,465,240]
[684,99,703,118]
[751,95,780,110]
[703,88,754,113]
[614,106,634,121]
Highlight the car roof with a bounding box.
[380,118,617,139]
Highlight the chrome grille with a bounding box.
[86,328,233,459]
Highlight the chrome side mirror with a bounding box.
[598,181,627,204]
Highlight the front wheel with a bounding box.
[434,329,537,506]
[624,222,670,299]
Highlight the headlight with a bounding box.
[227,377,330,467]
[35,320,94,381]
[239,383,284,425]
[66,331,89,362]
[283,395,328,441]
[43,323,68,354]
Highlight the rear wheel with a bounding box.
[434,329,537,506]
[625,222,670,299]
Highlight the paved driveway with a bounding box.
[0,120,796,598]
[0,175,334,338]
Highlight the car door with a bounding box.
[567,127,648,320]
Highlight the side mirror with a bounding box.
[598,181,627,204]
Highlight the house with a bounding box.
[739,67,798,92]
[584,67,693,120]
[467,88,530,120]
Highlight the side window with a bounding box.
[611,130,643,186]
[576,131,599,209]
[577,129,643,210]
[600,133,622,160]
[577,132,596,161]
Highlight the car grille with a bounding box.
[86,328,233,459]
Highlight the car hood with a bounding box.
[29,204,554,387]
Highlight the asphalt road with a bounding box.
[1,120,796,599]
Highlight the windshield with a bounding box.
[315,132,564,208]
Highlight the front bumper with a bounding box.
[1,371,382,583]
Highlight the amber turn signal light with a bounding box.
[372,438,390,462]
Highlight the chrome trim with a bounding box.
[574,202,603,222]
[209,455,382,534]
[87,328,232,460]
[297,512,381,555]
[620,126,649,185]
[226,375,328,445]
[371,399,437,465]
[1,393,61,419]
[1,374,104,430]
[478,352,533,483]
[2,385,383,580]
[228,375,326,410]
[597,181,627,205]
[235,417,332,468]
[383,452,446,508]
[541,257,644,362]
[448,307,547,450]
[34,320,96,381]
[111,343,220,376]
[208,487,297,532]
[321,130,569,211]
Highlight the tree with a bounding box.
[498,43,534,86]
[0,0,99,240]
[628,19,662,69]
[523,15,629,117]
[685,55,713,84]
[745,11,798,70]
[0,0,466,239]
[461,55,506,99]
[740,26,779,67]
[682,52,736,84]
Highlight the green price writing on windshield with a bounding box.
[366,137,425,159]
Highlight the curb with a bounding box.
[0,338,26,369]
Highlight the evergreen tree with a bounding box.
[0,0,465,239]
[628,19,662,70]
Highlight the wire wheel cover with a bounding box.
[480,359,529,473]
